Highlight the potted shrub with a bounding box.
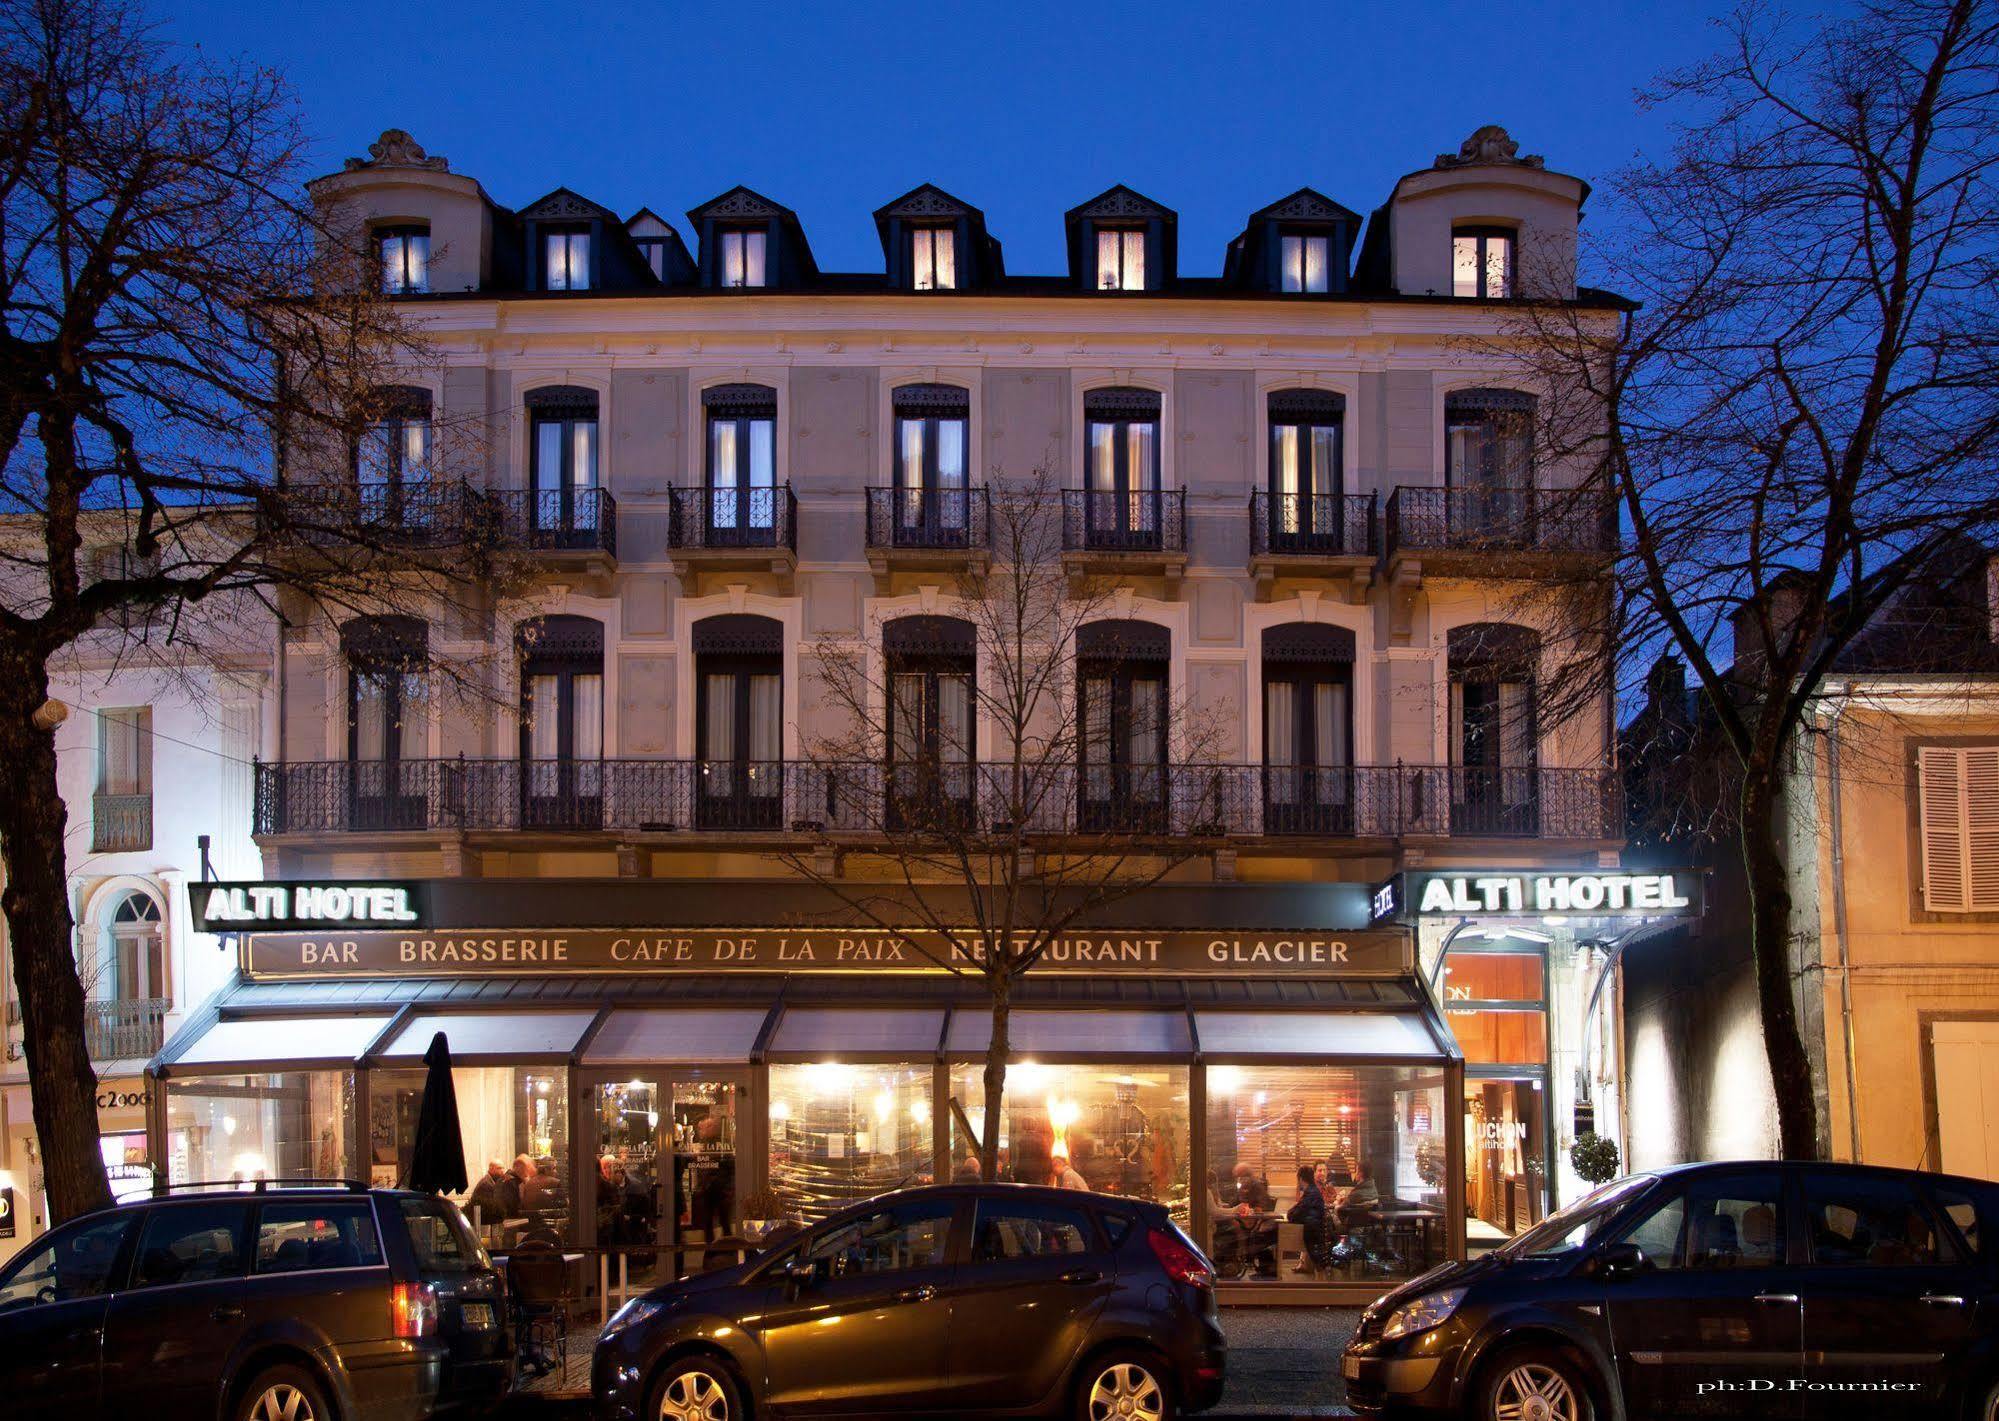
[737,1188,789,1242]
[1569,1132,1621,1187]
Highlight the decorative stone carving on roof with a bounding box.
[345,129,448,173]
[1071,186,1171,221]
[881,184,971,219]
[1257,189,1354,222]
[522,188,611,221]
[693,187,785,219]
[1435,125,1544,170]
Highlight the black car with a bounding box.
[593,1182,1226,1421]
[1343,1159,1999,1421]
[0,1181,513,1421]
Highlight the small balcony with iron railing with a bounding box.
[864,487,991,586]
[85,996,169,1061]
[90,792,152,853]
[280,479,495,554]
[1384,486,1616,578]
[487,487,619,570]
[667,484,800,590]
[1248,492,1377,598]
[253,757,1622,846]
[1059,488,1188,583]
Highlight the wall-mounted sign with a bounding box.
[242,926,1413,980]
[193,881,429,933]
[1373,870,1703,922]
[0,1187,14,1240]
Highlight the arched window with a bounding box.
[343,616,429,829]
[703,384,778,540]
[518,616,605,828]
[1076,620,1169,830]
[694,614,783,828]
[1266,389,1345,550]
[891,385,971,544]
[95,889,165,1004]
[884,616,975,827]
[1448,623,1540,832]
[526,385,601,543]
[1083,388,1162,547]
[1261,623,1356,833]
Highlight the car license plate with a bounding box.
[1342,1355,1361,1380]
[461,1302,495,1330]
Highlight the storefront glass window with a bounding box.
[1204,1064,1447,1284]
[767,1063,933,1221]
[166,1071,355,1185]
[592,1075,738,1259]
[1466,1075,1548,1243]
[1441,951,1548,1064]
[367,1067,572,1243]
[944,1063,1190,1220]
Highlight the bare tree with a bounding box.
[0,0,488,1220]
[776,470,1225,1185]
[1504,0,1999,1158]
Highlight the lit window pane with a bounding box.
[769,1064,934,1222]
[1281,234,1303,293]
[1453,235,1480,297]
[929,229,955,289]
[1097,230,1120,290]
[1486,234,1513,298]
[1122,230,1146,290]
[1302,235,1328,293]
[721,231,743,287]
[535,422,563,497]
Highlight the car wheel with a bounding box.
[1475,1346,1594,1421]
[1076,1349,1174,1421]
[236,1363,332,1421]
[650,1356,746,1421]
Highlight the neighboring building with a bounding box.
[142,124,1645,1300]
[0,620,266,1261]
[1621,541,1999,1175]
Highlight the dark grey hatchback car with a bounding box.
[1343,1159,1999,1421]
[593,1183,1226,1421]
[0,1181,513,1421]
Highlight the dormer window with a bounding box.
[1279,232,1330,293]
[1096,229,1146,291]
[1453,226,1514,298]
[376,226,429,294]
[910,226,957,291]
[636,239,668,279]
[544,227,591,290]
[720,228,768,288]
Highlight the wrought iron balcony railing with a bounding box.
[1060,489,1187,555]
[487,487,619,558]
[865,487,990,552]
[667,484,799,552]
[1250,492,1377,558]
[282,479,494,550]
[255,758,1621,841]
[85,996,168,1060]
[91,792,152,853]
[1384,486,1616,560]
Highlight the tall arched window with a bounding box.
[343,616,429,829]
[1077,620,1169,830]
[95,889,165,1005]
[518,616,605,828]
[884,615,975,826]
[1448,623,1540,833]
[527,385,601,544]
[694,614,783,829]
[1261,623,1356,833]
[704,384,778,542]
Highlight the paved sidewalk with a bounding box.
[1210,1307,1360,1419]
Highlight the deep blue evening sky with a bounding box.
[160,0,1743,278]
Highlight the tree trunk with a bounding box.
[0,651,114,1222]
[1740,765,1822,1160]
[980,983,1010,1182]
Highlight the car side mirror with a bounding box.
[1593,1242,1646,1280]
[781,1256,819,1288]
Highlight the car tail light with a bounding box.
[1147,1227,1215,1290]
[391,1281,438,1339]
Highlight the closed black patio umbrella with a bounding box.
[405,1031,468,1195]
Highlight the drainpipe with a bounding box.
[1823,695,1863,1162]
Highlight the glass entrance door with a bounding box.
[590,1073,741,1281]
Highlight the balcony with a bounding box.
[667,484,799,590]
[254,758,1621,844]
[1384,486,1616,578]
[1248,492,1377,599]
[865,487,991,588]
[281,479,494,553]
[85,996,168,1061]
[488,488,619,575]
[1059,488,1187,585]
[91,792,152,853]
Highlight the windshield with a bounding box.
[1495,1174,1656,1259]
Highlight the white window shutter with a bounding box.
[1920,746,1969,912]
[1966,746,1999,911]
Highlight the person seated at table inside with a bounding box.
[1343,1163,1380,1213]
[1049,1151,1087,1190]
[506,1155,535,1214]
[466,1159,509,1226]
[953,1154,983,1184]
[1287,1165,1330,1267]
[1231,1162,1274,1212]
[521,1155,560,1220]
[596,1155,626,1239]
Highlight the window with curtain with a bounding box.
[1261,624,1354,832]
[1446,389,1535,542]
[720,228,768,288]
[518,617,605,827]
[884,617,975,826]
[1279,232,1330,293]
[892,385,969,543]
[376,226,430,294]
[98,890,165,1004]
[1917,745,1999,912]
[1077,621,1168,830]
[1266,389,1344,548]
[527,386,599,538]
[1448,624,1540,832]
[910,226,957,290]
[694,615,783,828]
[1452,226,1514,298]
[357,387,433,525]
[1095,228,1146,290]
[96,707,152,797]
[344,617,429,829]
[544,227,591,290]
[705,384,778,537]
[1084,387,1161,544]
